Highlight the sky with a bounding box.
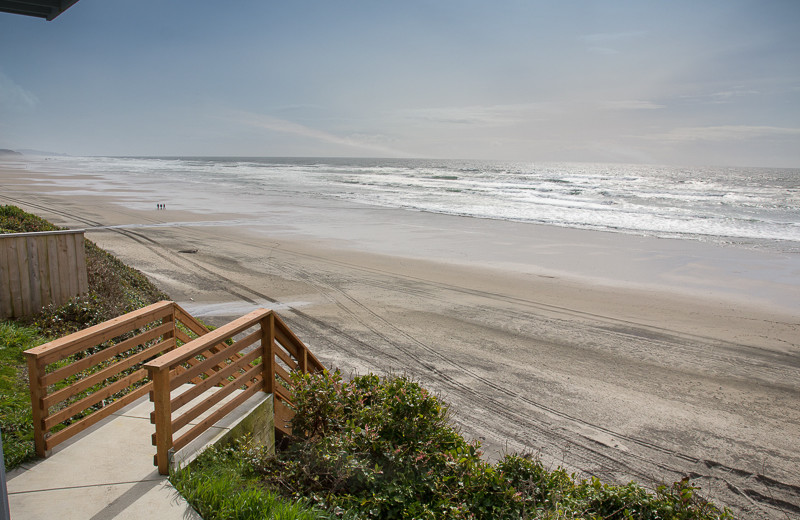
[1,0,799,167]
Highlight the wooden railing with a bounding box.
[144,308,324,474]
[22,300,209,456]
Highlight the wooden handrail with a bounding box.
[24,301,175,364]
[144,308,323,475]
[23,301,323,473]
[23,300,189,456]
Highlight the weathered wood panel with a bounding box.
[0,238,12,317]
[0,230,87,319]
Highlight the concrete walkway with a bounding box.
[6,396,201,520]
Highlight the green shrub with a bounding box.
[33,295,107,337]
[259,371,526,519]
[253,370,733,520]
[0,205,60,233]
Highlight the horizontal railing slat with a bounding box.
[170,349,262,413]
[274,313,324,371]
[42,337,172,409]
[172,362,263,433]
[146,309,269,371]
[274,379,293,403]
[43,369,148,430]
[172,381,264,452]
[173,303,211,338]
[26,301,175,365]
[174,329,194,345]
[274,327,300,360]
[44,383,152,451]
[41,323,173,387]
[274,362,291,387]
[168,329,260,390]
[173,338,236,385]
[274,346,298,372]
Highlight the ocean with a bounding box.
[22,155,800,253]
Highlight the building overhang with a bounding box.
[0,0,81,21]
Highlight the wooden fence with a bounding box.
[145,308,324,474]
[0,230,88,319]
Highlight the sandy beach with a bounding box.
[2,161,799,518]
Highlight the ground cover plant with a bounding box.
[176,369,732,519]
[171,440,333,520]
[0,322,47,468]
[261,370,733,519]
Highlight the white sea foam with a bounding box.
[30,155,800,253]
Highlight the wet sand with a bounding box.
[2,162,799,518]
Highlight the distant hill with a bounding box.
[0,149,23,156]
[18,149,69,157]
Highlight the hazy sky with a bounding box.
[1,1,798,167]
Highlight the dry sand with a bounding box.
[2,162,799,518]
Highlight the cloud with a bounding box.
[599,100,665,111]
[0,71,39,111]
[399,103,550,126]
[651,125,800,142]
[709,88,760,103]
[228,111,411,156]
[581,31,647,44]
[581,31,646,55]
[586,47,620,56]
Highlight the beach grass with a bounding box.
[171,440,333,520]
[0,322,46,469]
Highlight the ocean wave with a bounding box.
[38,156,800,252]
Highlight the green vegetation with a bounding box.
[0,204,59,234]
[0,322,46,468]
[174,370,732,520]
[172,440,332,520]
[1,205,168,470]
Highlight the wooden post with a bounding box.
[24,353,47,457]
[299,347,308,374]
[149,366,173,475]
[163,306,175,352]
[261,313,275,395]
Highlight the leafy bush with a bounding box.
[33,295,107,337]
[252,370,733,520]
[0,205,60,233]
[259,371,537,519]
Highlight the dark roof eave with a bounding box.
[0,0,81,20]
